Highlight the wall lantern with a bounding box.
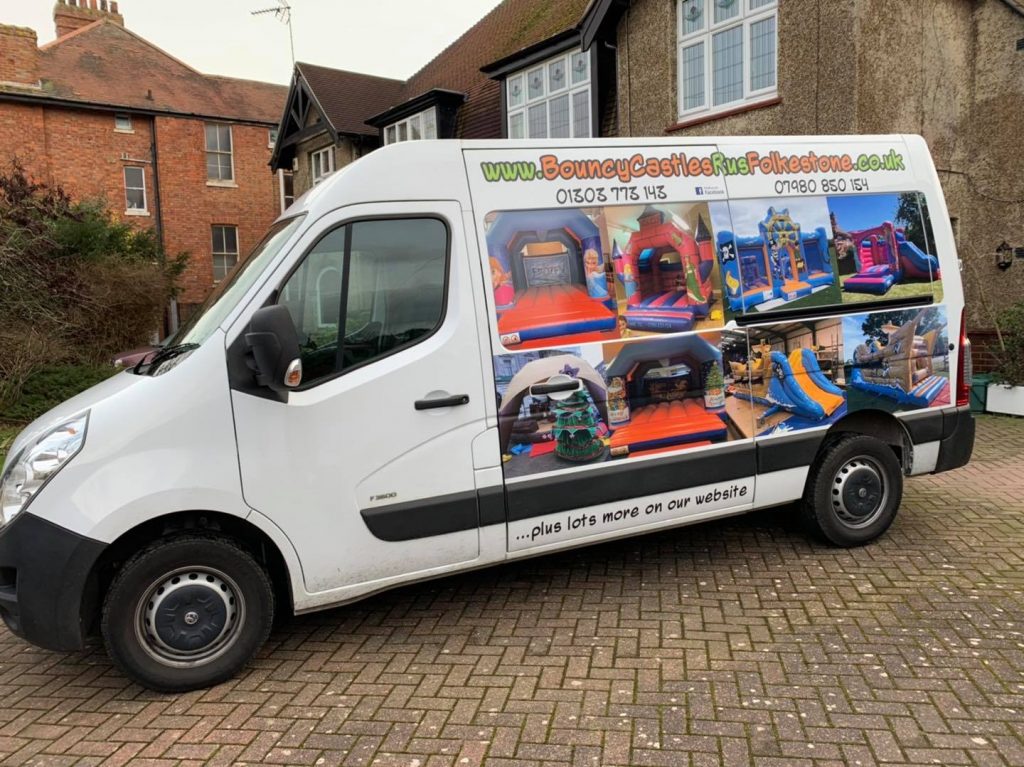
[996,241,1014,271]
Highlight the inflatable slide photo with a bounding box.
[829,193,943,304]
[726,319,848,437]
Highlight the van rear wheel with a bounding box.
[802,434,903,547]
[101,534,274,692]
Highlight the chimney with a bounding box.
[0,25,39,89]
[53,0,125,39]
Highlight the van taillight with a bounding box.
[956,308,971,408]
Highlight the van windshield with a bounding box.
[168,215,306,347]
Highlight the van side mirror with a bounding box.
[245,305,303,392]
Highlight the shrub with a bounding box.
[990,301,1024,387]
[1,365,117,423]
[0,161,186,415]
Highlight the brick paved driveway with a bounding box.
[0,416,1021,767]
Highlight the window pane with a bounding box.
[343,218,447,370]
[712,26,743,105]
[714,0,740,23]
[205,124,217,150]
[212,226,224,253]
[124,166,143,187]
[386,125,396,144]
[115,114,132,131]
[527,67,544,99]
[508,74,524,107]
[572,91,591,137]
[219,154,233,180]
[750,15,776,91]
[219,125,232,151]
[126,188,145,210]
[410,114,422,140]
[680,0,705,35]
[509,111,525,139]
[528,103,547,138]
[749,0,774,9]
[423,108,437,139]
[280,219,448,384]
[398,122,408,142]
[280,226,346,382]
[571,51,589,84]
[549,94,570,138]
[548,57,566,92]
[269,128,278,147]
[681,42,706,110]
[225,226,238,254]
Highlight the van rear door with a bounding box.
[231,201,490,596]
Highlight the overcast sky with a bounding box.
[6,0,502,84]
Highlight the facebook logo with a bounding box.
[695,187,704,196]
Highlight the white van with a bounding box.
[0,136,974,691]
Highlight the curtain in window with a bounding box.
[528,104,547,138]
[750,15,776,91]
[681,42,705,111]
[711,26,743,105]
[549,94,570,138]
[572,91,591,137]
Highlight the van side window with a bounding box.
[278,218,448,386]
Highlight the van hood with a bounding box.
[3,370,140,471]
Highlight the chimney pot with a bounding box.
[54,0,126,37]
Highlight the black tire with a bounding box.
[801,434,903,547]
[101,534,274,692]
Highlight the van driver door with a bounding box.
[230,201,490,599]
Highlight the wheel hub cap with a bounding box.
[831,456,888,528]
[137,568,243,667]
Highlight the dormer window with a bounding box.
[506,48,592,139]
[383,107,438,145]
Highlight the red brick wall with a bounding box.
[0,102,281,307]
[155,117,279,304]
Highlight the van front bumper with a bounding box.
[0,513,106,652]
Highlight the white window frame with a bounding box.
[278,168,295,213]
[311,146,335,185]
[114,113,133,132]
[676,0,778,121]
[505,47,593,139]
[383,107,439,145]
[211,224,239,283]
[269,127,279,148]
[123,166,147,214]
[205,123,235,183]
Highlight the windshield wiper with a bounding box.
[133,343,199,375]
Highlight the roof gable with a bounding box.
[26,20,286,124]
[295,62,404,137]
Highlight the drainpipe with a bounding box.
[150,116,177,334]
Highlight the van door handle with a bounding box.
[530,380,580,395]
[414,394,470,410]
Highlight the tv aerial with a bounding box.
[251,0,295,64]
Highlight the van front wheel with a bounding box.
[101,535,275,692]
[802,435,903,547]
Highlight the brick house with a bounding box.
[0,0,288,323]
[271,0,1023,362]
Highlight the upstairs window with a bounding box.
[384,107,438,145]
[205,123,234,182]
[279,169,295,213]
[114,114,133,132]
[212,224,239,282]
[506,48,592,139]
[269,127,279,148]
[677,0,778,120]
[311,146,335,185]
[123,166,147,212]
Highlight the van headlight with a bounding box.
[0,413,88,526]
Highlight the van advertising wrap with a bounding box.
[470,140,947,549]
